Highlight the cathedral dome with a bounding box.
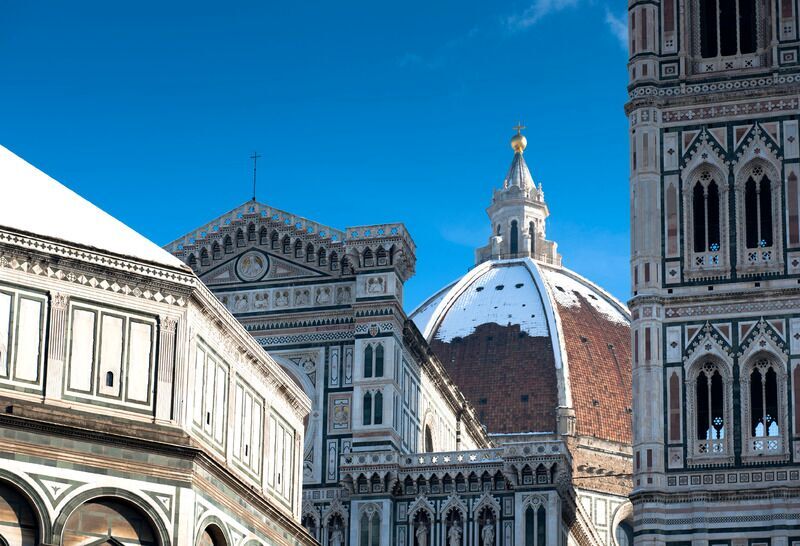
[410,257,632,443]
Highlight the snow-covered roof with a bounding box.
[0,145,186,269]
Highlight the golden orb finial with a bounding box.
[511,122,527,153]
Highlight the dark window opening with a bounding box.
[374,392,383,425]
[364,345,373,378]
[750,361,780,437]
[700,0,719,57]
[375,345,384,377]
[693,182,707,252]
[105,371,114,387]
[510,220,519,255]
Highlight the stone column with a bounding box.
[44,292,69,401]
[155,315,178,421]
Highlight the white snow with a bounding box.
[433,263,551,342]
[0,145,186,269]
[540,267,629,325]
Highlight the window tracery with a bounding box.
[359,505,380,546]
[684,166,728,276]
[686,356,734,465]
[735,160,783,273]
[740,355,789,460]
[694,0,762,72]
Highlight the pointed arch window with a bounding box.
[212,242,221,260]
[745,172,773,249]
[374,392,383,424]
[318,248,327,267]
[375,345,384,377]
[247,223,256,241]
[200,248,210,266]
[364,345,373,378]
[524,504,547,546]
[363,392,372,425]
[224,235,233,254]
[236,229,245,247]
[695,362,726,453]
[363,248,374,267]
[363,343,384,378]
[692,177,721,253]
[282,236,291,254]
[360,509,380,546]
[259,226,268,245]
[270,231,279,250]
[746,358,785,455]
[510,220,519,255]
[294,240,303,258]
[330,251,339,270]
[306,243,315,262]
[529,222,536,256]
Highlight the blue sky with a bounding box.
[1,0,631,309]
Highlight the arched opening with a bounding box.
[187,254,197,270]
[529,221,536,256]
[62,498,158,546]
[374,345,384,377]
[696,362,725,450]
[330,251,339,270]
[318,248,327,267]
[692,178,720,253]
[305,243,315,262]
[259,226,268,245]
[301,514,317,540]
[363,392,372,425]
[281,236,291,254]
[363,345,373,378]
[197,524,227,546]
[294,239,303,258]
[444,507,463,546]
[477,507,496,546]
[359,507,380,546]
[363,248,374,267]
[745,174,773,249]
[211,242,221,260]
[376,247,387,266]
[424,425,434,453]
[510,220,519,255]
[236,229,245,248]
[326,514,345,546]
[524,503,546,546]
[270,231,279,250]
[0,481,40,546]
[223,235,232,254]
[247,223,256,242]
[373,392,383,425]
[411,511,431,546]
[749,359,781,451]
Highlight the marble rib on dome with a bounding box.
[0,145,186,269]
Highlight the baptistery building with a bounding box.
[166,129,634,546]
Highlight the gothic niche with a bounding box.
[444,508,464,546]
[412,511,431,546]
[478,507,496,546]
[327,514,345,546]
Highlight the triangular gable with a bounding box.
[734,124,754,149]
[707,127,727,150]
[738,318,788,360]
[681,130,728,175]
[711,322,732,345]
[684,322,733,363]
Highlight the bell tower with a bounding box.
[627,0,800,544]
[476,126,561,266]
